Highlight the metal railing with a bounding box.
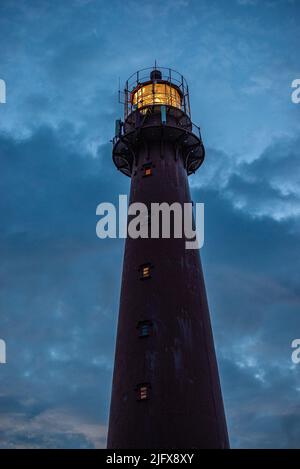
[113,113,202,146]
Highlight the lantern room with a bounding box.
[122,66,191,119]
[131,69,182,111]
[112,65,205,178]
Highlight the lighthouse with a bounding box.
[107,66,229,449]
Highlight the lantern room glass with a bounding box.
[131,83,181,110]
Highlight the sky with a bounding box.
[0,0,300,448]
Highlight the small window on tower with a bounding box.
[143,163,153,177]
[136,383,151,401]
[137,320,153,338]
[140,263,152,280]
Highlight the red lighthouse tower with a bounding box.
[107,66,229,449]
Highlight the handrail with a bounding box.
[126,66,189,91]
[113,114,202,146]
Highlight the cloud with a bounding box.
[191,135,300,222]
[0,126,127,448]
[225,136,300,220]
[0,402,107,448]
[0,0,300,449]
[0,123,300,448]
[237,0,257,5]
[189,183,300,447]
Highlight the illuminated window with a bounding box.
[143,163,153,177]
[137,383,150,401]
[140,263,152,279]
[142,265,150,277]
[137,320,152,338]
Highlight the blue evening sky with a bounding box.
[0,0,300,448]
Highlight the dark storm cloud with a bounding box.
[191,155,300,446]
[193,133,300,221]
[1,125,299,448]
[0,127,128,447]
[224,136,300,220]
